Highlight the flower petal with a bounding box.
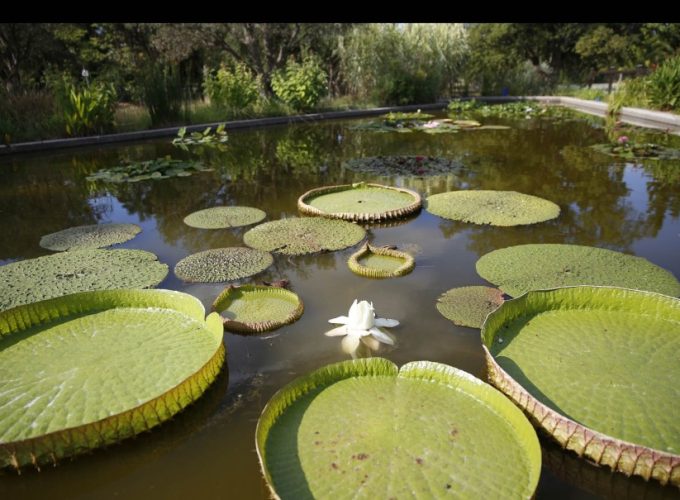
[324,326,348,337]
[328,316,349,325]
[347,327,371,337]
[369,327,395,345]
[341,334,361,355]
[360,336,380,350]
[374,317,399,328]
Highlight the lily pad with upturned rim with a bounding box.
[183,206,267,229]
[39,223,142,251]
[212,284,304,334]
[426,190,561,226]
[436,286,505,328]
[298,183,422,222]
[476,243,680,297]
[0,249,169,311]
[481,286,680,486]
[174,248,273,283]
[243,217,366,256]
[256,358,541,499]
[0,289,225,470]
[347,243,415,279]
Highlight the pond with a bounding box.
[1,112,679,499]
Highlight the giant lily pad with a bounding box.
[436,286,505,328]
[426,190,560,226]
[298,183,422,222]
[174,248,273,283]
[476,243,680,297]
[0,249,169,311]
[0,289,225,469]
[243,217,366,256]
[212,284,303,334]
[343,155,463,177]
[482,286,680,486]
[183,206,266,229]
[39,223,142,251]
[348,243,415,278]
[256,358,541,499]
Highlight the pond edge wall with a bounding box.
[2,97,679,156]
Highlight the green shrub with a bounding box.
[0,89,64,143]
[63,82,117,137]
[609,77,650,112]
[271,56,328,111]
[140,64,185,126]
[646,55,680,111]
[203,63,261,111]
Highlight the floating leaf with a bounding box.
[40,223,142,251]
[343,155,463,177]
[482,286,680,486]
[174,248,273,283]
[348,243,415,279]
[0,249,169,311]
[256,358,541,499]
[244,217,366,256]
[87,158,213,183]
[0,289,225,470]
[436,286,505,328]
[298,183,422,222]
[183,206,266,229]
[212,284,303,334]
[591,142,680,160]
[476,243,680,297]
[426,190,560,226]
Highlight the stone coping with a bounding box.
[2,97,678,156]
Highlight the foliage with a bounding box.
[172,124,228,150]
[0,89,64,143]
[646,54,680,111]
[62,81,117,137]
[271,56,328,110]
[139,63,185,126]
[86,157,213,183]
[591,138,680,160]
[203,62,261,111]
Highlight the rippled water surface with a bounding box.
[1,112,679,499]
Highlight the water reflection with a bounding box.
[0,115,679,499]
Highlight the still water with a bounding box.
[0,112,679,499]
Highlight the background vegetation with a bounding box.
[1,23,679,143]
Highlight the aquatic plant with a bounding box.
[39,223,141,251]
[183,206,266,229]
[86,157,213,183]
[436,286,505,328]
[172,124,229,151]
[347,243,415,279]
[174,247,273,283]
[342,155,463,177]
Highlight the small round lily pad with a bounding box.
[343,156,463,177]
[0,249,169,311]
[348,243,415,279]
[212,284,304,334]
[256,358,541,499]
[0,289,224,470]
[298,183,422,222]
[39,223,142,251]
[174,248,273,283]
[426,190,560,226]
[476,243,680,297]
[482,286,680,486]
[183,206,266,229]
[243,217,366,256]
[436,286,505,328]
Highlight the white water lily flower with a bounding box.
[325,299,399,358]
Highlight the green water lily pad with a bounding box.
[174,248,273,283]
[256,358,541,499]
[212,284,304,334]
[244,217,366,256]
[591,143,680,161]
[39,223,142,251]
[348,243,415,279]
[476,244,680,297]
[482,286,680,486]
[86,157,213,183]
[436,286,505,328]
[343,155,463,177]
[0,289,225,469]
[0,249,169,311]
[298,183,422,222]
[426,190,560,226]
[183,206,266,229]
